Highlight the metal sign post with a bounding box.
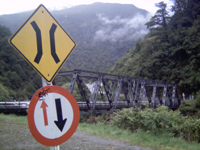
[41,78,59,150]
[50,145,60,150]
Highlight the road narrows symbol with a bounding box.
[31,21,43,64]
[54,98,67,132]
[31,22,60,64]
[9,4,77,82]
[50,23,60,64]
[40,100,48,126]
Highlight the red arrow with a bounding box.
[40,101,48,126]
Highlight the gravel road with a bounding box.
[62,131,151,150]
[0,116,152,150]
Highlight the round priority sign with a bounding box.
[28,85,80,146]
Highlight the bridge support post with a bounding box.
[90,75,102,113]
[163,86,167,106]
[113,78,122,109]
[110,81,117,106]
[122,81,130,107]
[172,86,176,106]
[102,79,112,109]
[145,86,152,107]
[128,81,134,107]
[76,75,90,110]
[139,82,146,106]
[157,87,162,105]
[68,73,77,93]
[151,86,156,108]
[134,80,140,106]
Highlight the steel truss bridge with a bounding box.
[0,70,181,115]
[57,69,181,114]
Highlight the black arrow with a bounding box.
[50,23,60,64]
[54,98,67,132]
[31,21,43,64]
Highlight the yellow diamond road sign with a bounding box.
[8,4,76,82]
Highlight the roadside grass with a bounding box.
[78,123,200,150]
[1,114,200,150]
[0,113,48,150]
[0,113,27,124]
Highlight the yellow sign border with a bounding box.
[8,4,76,82]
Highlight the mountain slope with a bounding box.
[0,3,149,71]
[109,0,200,95]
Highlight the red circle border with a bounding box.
[28,85,80,146]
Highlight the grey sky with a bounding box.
[0,0,172,15]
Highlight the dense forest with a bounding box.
[0,25,42,101]
[110,0,200,97]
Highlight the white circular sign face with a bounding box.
[34,93,73,139]
[28,85,80,146]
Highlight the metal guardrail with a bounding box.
[0,101,30,114]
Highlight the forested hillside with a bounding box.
[0,25,42,101]
[0,25,71,101]
[109,0,200,96]
[0,3,149,101]
[0,3,149,71]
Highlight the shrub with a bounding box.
[109,106,200,142]
[179,90,200,117]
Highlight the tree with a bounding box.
[0,25,11,39]
[171,0,200,20]
[170,0,188,12]
[0,83,10,101]
[6,71,23,90]
[145,1,171,29]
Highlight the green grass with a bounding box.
[78,123,200,150]
[0,113,28,124]
[0,114,48,150]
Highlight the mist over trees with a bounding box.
[0,3,149,72]
[109,0,200,96]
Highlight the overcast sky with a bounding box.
[0,0,172,15]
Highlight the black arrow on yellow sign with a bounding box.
[31,21,42,64]
[50,23,60,63]
[31,21,60,64]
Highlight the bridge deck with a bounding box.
[0,101,179,115]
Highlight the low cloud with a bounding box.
[94,13,151,42]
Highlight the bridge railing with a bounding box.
[0,101,30,114]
